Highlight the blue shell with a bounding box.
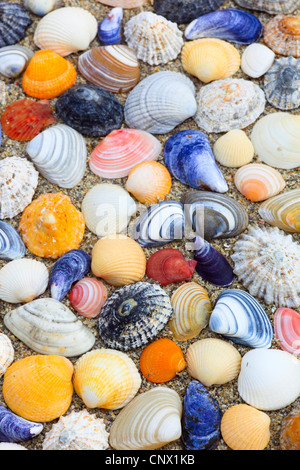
[49,249,91,301]
[0,2,32,48]
[182,381,222,450]
[0,221,26,260]
[98,7,123,45]
[0,405,43,443]
[209,289,273,349]
[164,130,228,193]
[185,9,263,44]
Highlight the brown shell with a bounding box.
[263,15,300,57]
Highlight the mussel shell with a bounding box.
[98,7,123,45]
[0,2,32,48]
[153,0,226,24]
[0,221,26,260]
[0,405,43,443]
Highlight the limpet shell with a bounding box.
[0,221,26,261]
[274,308,300,356]
[234,163,286,202]
[0,45,33,78]
[69,277,108,319]
[234,0,300,14]
[125,161,172,204]
[213,129,254,168]
[258,189,300,233]
[280,407,300,450]
[264,57,300,110]
[263,15,300,57]
[0,333,14,377]
[0,2,32,47]
[98,7,123,45]
[241,43,275,79]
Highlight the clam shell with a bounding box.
[213,129,254,168]
[0,404,43,443]
[0,2,32,47]
[0,443,27,450]
[274,308,300,356]
[98,7,123,45]
[23,0,62,16]
[0,333,14,377]
[0,45,33,78]
[234,163,286,202]
[264,57,300,110]
[4,297,96,357]
[0,221,26,261]
[69,277,108,319]
[125,161,172,204]
[263,15,300,57]
[280,407,300,450]
[97,0,148,7]
[235,0,300,13]
[109,387,182,450]
[241,43,275,79]
[258,189,300,233]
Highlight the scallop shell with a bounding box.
[33,7,98,57]
[0,157,39,220]
[274,308,300,356]
[220,404,271,451]
[195,78,265,133]
[125,161,172,204]
[42,410,109,450]
[0,221,26,261]
[4,297,96,357]
[23,0,62,16]
[213,129,254,168]
[98,7,123,45]
[0,2,32,47]
[98,281,173,351]
[263,15,300,57]
[234,0,300,14]
[280,407,300,450]
[97,0,148,7]
[0,404,43,443]
[153,0,226,24]
[69,277,108,319]
[73,349,141,410]
[259,190,300,233]
[237,348,300,411]
[241,43,275,79]
[109,387,182,450]
[234,163,286,202]
[0,333,14,377]
[124,11,183,65]
[0,45,33,78]
[264,57,300,110]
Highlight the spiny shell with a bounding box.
[125,161,172,204]
[73,349,141,410]
[258,189,300,233]
[280,407,300,450]
[234,0,300,14]
[241,43,275,79]
[109,387,182,450]
[213,129,254,168]
[0,45,33,78]
[42,410,109,450]
[98,7,123,45]
[0,333,14,377]
[153,0,226,24]
[0,221,26,261]
[264,57,300,110]
[0,157,39,220]
[69,277,108,319]
[0,404,43,443]
[234,163,286,202]
[274,308,300,356]
[263,15,300,57]
[0,2,32,47]
[23,0,62,16]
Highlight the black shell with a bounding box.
[55,84,124,137]
[0,2,32,48]
[153,0,225,24]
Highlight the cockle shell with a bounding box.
[23,0,62,16]
[263,15,300,57]
[124,11,183,66]
[3,354,74,422]
[213,129,254,168]
[98,7,123,45]
[241,43,275,79]
[0,405,43,443]
[280,407,300,450]
[0,2,32,48]
[0,258,49,304]
[73,349,141,410]
[0,157,39,220]
[109,387,182,450]
[274,308,300,356]
[98,281,173,351]
[97,0,148,7]
[69,277,108,319]
[33,7,98,57]
[0,333,14,377]
[0,221,26,261]
[264,57,300,110]
[238,348,300,411]
[186,338,242,387]
[234,0,300,14]
[260,189,300,234]
[89,128,162,179]
[146,248,196,286]
[234,163,286,202]
[42,410,109,450]
[4,297,95,357]
[125,161,172,204]
[153,0,226,24]
[0,45,33,78]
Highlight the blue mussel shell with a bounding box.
[0,405,43,443]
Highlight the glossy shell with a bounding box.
[0,221,26,261]
[264,57,300,110]
[0,2,32,47]
[274,308,300,356]
[23,0,62,16]
[241,43,275,79]
[0,333,14,377]
[69,277,108,319]
[98,7,123,45]
[98,0,148,8]
[153,0,226,24]
[213,129,254,168]
[0,405,43,443]
[125,161,172,204]
[146,248,196,286]
[280,407,300,450]
[234,163,286,202]
[263,15,300,57]
[0,45,33,78]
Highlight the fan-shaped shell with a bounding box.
[213,129,254,168]
[153,0,226,24]
[0,45,33,78]
[234,0,300,14]
[241,43,275,79]
[69,277,108,319]
[0,2,32,48]
[0,333,14,377]
[274,308,300,356]
[125,161,172,204]
[264,15,300,57]
[23,0,62,16]
[98,7,123,45]
[0,404,43,443]
[0,221,26,261]
[259,189,300,233]
[234,163,286,202]
[280,407,300,450]
[264,57,300,110]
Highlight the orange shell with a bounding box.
[139,338,186,383]
[22,50,77,99]
[19,192,85,259]
[280,407,300,450]
[125,161,172,204]
[263,15,300,57]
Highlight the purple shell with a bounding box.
[0,405,43,443]
[98,7,123,45]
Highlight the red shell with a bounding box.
[146,248,197,286]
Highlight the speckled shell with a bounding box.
[263,15,300,57]
[274,308,300,356]
[213,129,254,168]
[241,43,275,79]
[234,0,300,14]
[0,333,14,377]
[125,161,172,204]
[0,45,33,78]
[234,163,286,202]
[69,277,108,319]
[258,189,300,233]
[0,404,43,443]
[264,57,300,110]
[0,221,26,261]
[280,407,300,450]
[0,2,32,48]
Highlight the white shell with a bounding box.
[33,7,98,57]
[238,349,300,411]
[0,258,49,303]
[124,11,183,65]
[81,183,136,237]
[109,387,182,450]
[26,124,87,189]
[241,43,275,79]
[0,443,27,450]
[0,333,14,377]
[3,297,96,357]
[23,0,62,16]
[0,45,33,78]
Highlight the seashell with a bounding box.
[237,348,300,411]
[274,308,300,356]
[49,249,91,301]
[0,333,14,377]
[26,124,87,189]
[146,248,197,286]
[55,84,124,138]
[97,0,148,7]
[185,9,262,44]
[209,289,273,349]
[0,157,39,220]
[3,354,74,422]
[241,43,275,79]
[124,71,197,134]
[186,338,242,387]
[124,11,183,66]
[0,2,32,48]
[19,192,85,259]
[0,221,26,261]
[234,163,286,202]
[23,0,62,16]
[169,282,212,342]
[220,404,271,451]
[234,0,300,14]
[73,349,141,410]
[181,38,240,84]
[195,78,266,133]
[91,234,146,287]
[78,45,139,94]
[109,387,182,450]
[263,15,300,57]
[98,281,173,351]
[125,161,172,204]
[153,0,226,24]
[232,226,300,308]
[33,7,98,57]
[0,45,33,78]
[89,128,162,179]
[42,410,109,450]
[22,50,76,100]
[0,443,27,450]
[280,407,300,450]
[4,297,96,357]
[81,184,136,237]
[213,129,254,168]
[132,200,185,248]
[69,277,108,319]
[182,380,222,450]
[98,7,123,45]
[182,190,248,241]
[164,130,228,193]
[264,57,300,110]
[0,405,43,443]
[0,258,48,304]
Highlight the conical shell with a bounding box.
[0,45,33,78]
[234,163,286,202]
[258,189,300,233]
[73,349,141,410]
[69,277,108,319]
[263,15,300,57]
[0,333,14,377]
[241,43,275,79]
[125,161,172,204]
[213,129,254,168]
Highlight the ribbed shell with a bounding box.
[0,333,14,377]
[0,45,33,78]
[234,0,300,14]
[0,2,32,48]
[125,161,172,204]
[69,277,108,318]
[234,163,285,202]
[264,57,300,110]
[241,43,275,79]
[280,407,300,450]
[258,189,300,233]
[263,15,300,57]
[213,129,254,167]
[0,221,26,261]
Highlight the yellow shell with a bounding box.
[125,161,172,204]
[221,404,271,450]
[91,234,146,286]
[73,348,141,410]
[181,38,240,83]
[213,129,254,168]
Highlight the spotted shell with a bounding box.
[69,277,108,319]
[234,163,286,202]
[125,161,172,204]
[258,189,300,233]
[213,129,254,168]
[0,45,33,78]
[0,333,14,377]
[263,15,300,57]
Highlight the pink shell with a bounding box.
[274,308,300,356]
[69,277,108,318]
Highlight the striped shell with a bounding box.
[0,2,32,48]
[213,129,254,168]
[0,45,33,78]
[0,333,14,377]
[125,161,172,204]
[274,308,300,356]
[264,57,300,110]
[263,15,300,57]
[0,221,26,261]
[234,163,286,202]
[69,277,108,318]
[258,189,300,233]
